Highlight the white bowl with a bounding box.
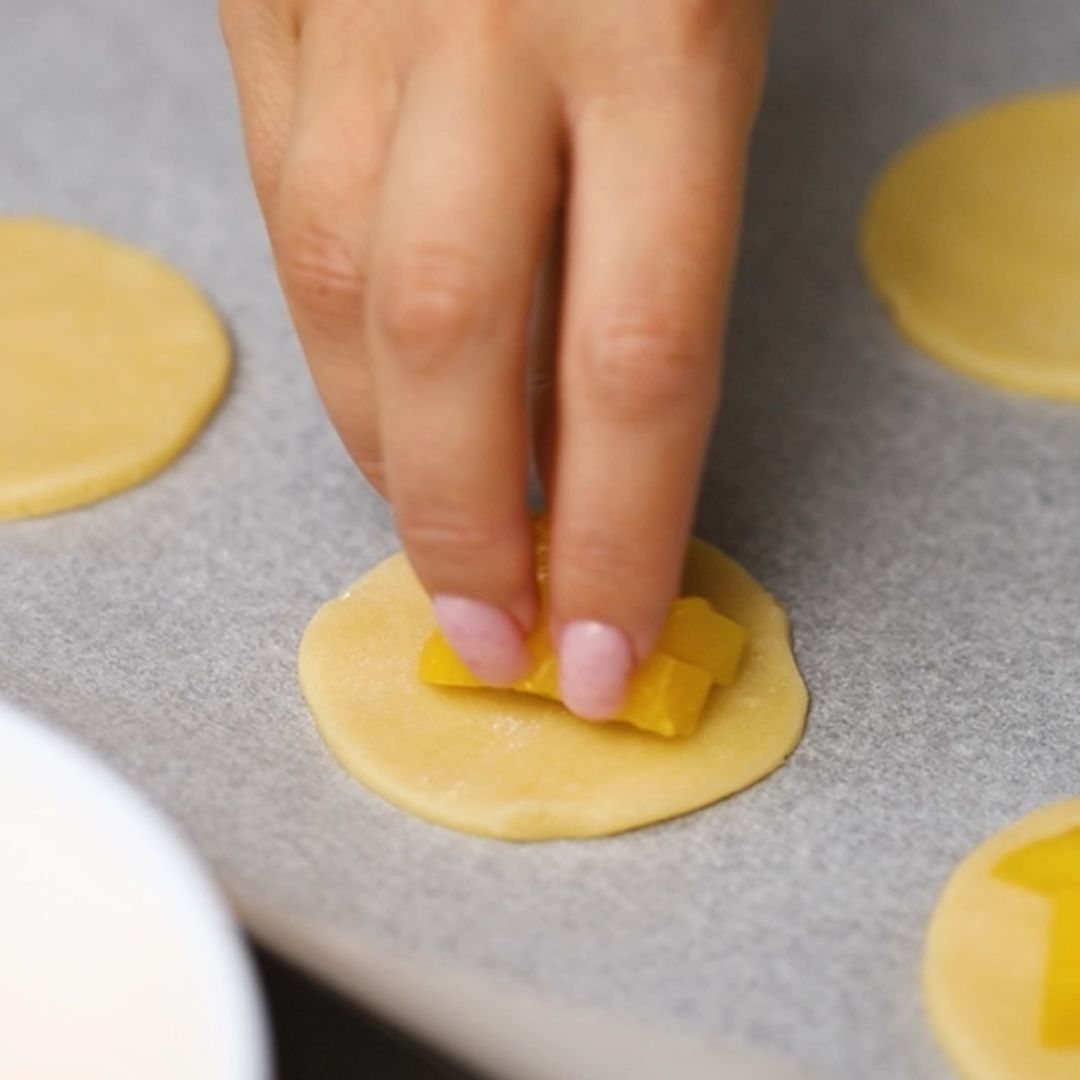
[0,699,270,1080]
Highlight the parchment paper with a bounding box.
[4,2,1080,1077]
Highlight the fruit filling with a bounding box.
[994,827,1080,1047]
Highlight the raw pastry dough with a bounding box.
[0,218,230,518]
[860,91,1080,399]
[299,540,807,840]
[924,799,1080,1079]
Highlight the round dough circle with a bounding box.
[924,800,1080,1079]
[0,217,230,518]
[299,541,808,840]
[860,91,1080,399]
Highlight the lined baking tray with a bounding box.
[4,2,1080,1076]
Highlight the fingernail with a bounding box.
[558,621,633,721]
[433,596,532,687]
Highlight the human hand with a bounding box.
[221,0,770,719]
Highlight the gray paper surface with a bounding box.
[4,2,1080,1077]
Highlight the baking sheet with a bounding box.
[4,1,1080,1077]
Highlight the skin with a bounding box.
[220,0,771,719]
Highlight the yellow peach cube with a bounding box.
[1044,891,1080,1048]
[659,597,747,686]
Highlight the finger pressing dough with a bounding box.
[0,217,230,519]
[299,540,808,840]
[924,800,1080,1079]
[860,91,1080,399]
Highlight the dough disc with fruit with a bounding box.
[299,540,807,840]
[860,91,1080,399]
[924,800,1080,1079]
[0,218,230,519]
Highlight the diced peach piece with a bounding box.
[993,827,1080,893]
[659,597,747,686]
[993,828,1080,1048]
[619,652,714,738]
[421,626,712,737]
[418,633,484,688]
[1044,891,1080,1048]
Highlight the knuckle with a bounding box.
[397,509,513,566]
[648,0,759,64]
[218,0,281,46]
[731,49,768,109]
[374,245,491,367]
[530,362,556,399]
[217,0,241,41]
[556,526,661,595]
[354,456,388,493]
[570,2,766,111]
[658,0,721,58]
[276,220,367,329]
[582,312,706,420]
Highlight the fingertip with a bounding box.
[433,594,533,687]
[546,514,688,720]
[557,619,634,721]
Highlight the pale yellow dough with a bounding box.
[861,91,1080,399]
[924,799,1080,1079]
[0,218,230,518]
[299,541,808,840]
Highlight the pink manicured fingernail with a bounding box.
[558,621,633,721]
[433,596,532,686]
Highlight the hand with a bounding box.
[221,0,770,719]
